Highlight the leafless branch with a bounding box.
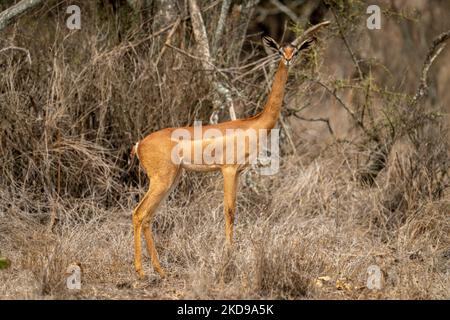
[212,0,232,55]
[358,29,450,186]
[188,0,213,70]
[292,114,334,136]
[0,0,44,32]
[0,46,31,64]
[330,8,363,80]
[154,17,181,66]
[270,0,300,24]
[291,20,330,47]
[312,79,369,134]
[410,29,450,107]
[130,1,221,48]
[279,114,297,154]
[188,0,235,123]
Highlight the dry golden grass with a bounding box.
[1,147,448,299]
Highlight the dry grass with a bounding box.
[0,0,449,300]
[1,149,448,299]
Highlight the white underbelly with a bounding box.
[180,161,249,172]
[180,161,222,172]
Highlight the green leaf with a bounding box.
[0,257,11,269]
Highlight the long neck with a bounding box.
[256,60,289,129]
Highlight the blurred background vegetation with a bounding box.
[0,0,448,299]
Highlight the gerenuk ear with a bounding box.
[296,37,315,52]
[262,36,280,53]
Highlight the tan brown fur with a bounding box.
[132,37,312,277]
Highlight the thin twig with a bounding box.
[292,114,334,136]
[165,43,229,80]
[279,114,297,154]
[410,29,450,107]
[221,53,276,73]
[285,103,311,114]
[330,8,363,80]
[358,28,450,186]
[130,0,221,48]
[188,0,235,122]
[313,80,361,128]
[0,46,32,64]
[212,0,232,55]
[291,20,330,47]
[155,17,181,66]
[270,0,300,24]
[232,55,277,82]
[0,0,44,32]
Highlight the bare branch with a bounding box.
[212,0,232,55]
[0,0,44,32]
[330,8,363,80]
[165,43,230,80]
[358,29,450,186]
[188,0,235,123]
[410,29,450,107]
[0,46,31,64]
[270,0,300,24]
[236,0,260,54]
[153,0,178,29]
[154,17,181,66]
[279,114,297,154]
[130,1,221,48]
[292,114,334,136]
[313,80,361,127]
[188,0,213,71]
[291,20,330,47]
